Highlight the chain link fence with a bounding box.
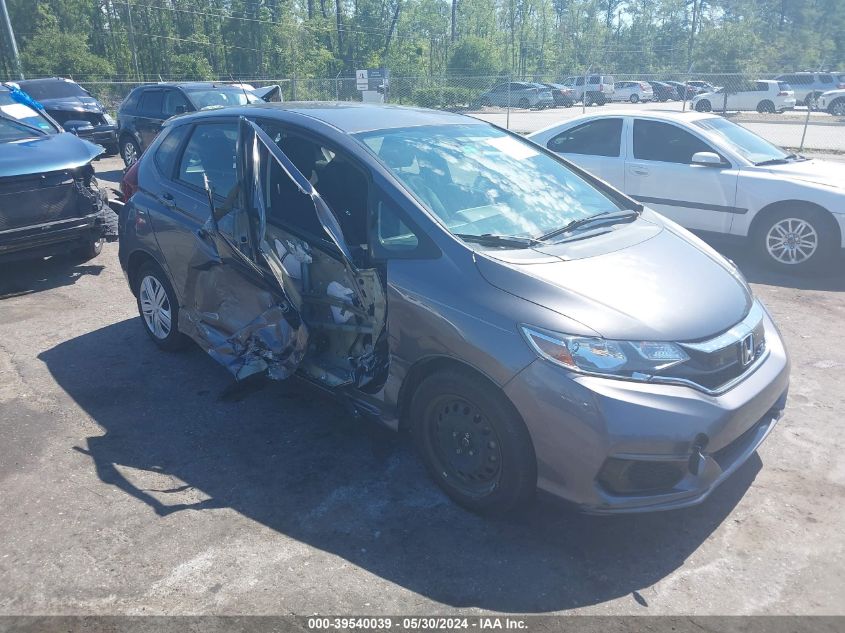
[63,71,845,157]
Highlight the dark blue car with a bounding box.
[0,84,115,262]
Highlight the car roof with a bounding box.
[135,82,243,90]
[170,102,481,134]
[17,77,79,86]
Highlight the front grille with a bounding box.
[47,110,106,126]
[652,303,768,393]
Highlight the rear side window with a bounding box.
[177,122,238,195]
[154,125,190,177]
[547,118,623,157]
[755,82,770,92]
[778,82,791,91]
[138,90,164,116]
[820,74,833,84]
[588,76,600,84]
[120,89,140,112]
[633,120,712,164]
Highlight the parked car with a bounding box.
[539,83,575,107]
[477,82,554,109]
[692,80,796,113]
[0,84,116,262]
[775,72,845,106]
[560,75,615,105]
[816,88,845,116]
[14,77,118,154]
[529,110,845,271]
[611,80,654,103]
[647,81,677,101]
[663,80,703,100]
[687,80,719,93]
[116,82,266,166]
[119,102,789,515]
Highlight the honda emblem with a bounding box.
[740,333,755,367]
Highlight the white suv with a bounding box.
[692,80,796,113]
[560,75,615,105]
[817,89,845,116]
[775,72,845,105]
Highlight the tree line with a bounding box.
[2,0,844,82]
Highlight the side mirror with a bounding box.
[174,105,187,114]
[691,151,724,166]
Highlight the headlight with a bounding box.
[103,113,116,125]
[520,325,689,379]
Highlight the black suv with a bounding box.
[16,77,118,154]
[116,82,264,166]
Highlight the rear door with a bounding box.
[624,118,740,234]
[545,117,625,189]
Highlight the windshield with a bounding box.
[356,124,622,242]
[694,117,790,164]
[183,87,261,109]
[18,80,88,100]
[0,92,55,136]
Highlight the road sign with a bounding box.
[356,70,368,91]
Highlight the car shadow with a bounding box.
[39,318,761,613]
[0,254,105,299]
[710,242,845,292]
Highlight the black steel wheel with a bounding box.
[411,369,536,514]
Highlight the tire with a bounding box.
[518,97,530,109]
[72,237,104,262]
[695,99,711,112]
[753,206,838,272]
[756,100,775,114]
[410,368,537,515]
[120,135,141,167]
[828,98,845,117]
[134,261,190,350]
[595,94,607,106]
[629,94,639,103]
[480,97,491,108]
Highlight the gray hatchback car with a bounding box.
[118,103,789,515]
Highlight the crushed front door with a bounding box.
[237,117,388,390]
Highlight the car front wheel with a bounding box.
[755,207,837,271]
[121,136,141,167]
[695,99,711,112]
[411,369,536,515]
[829,98,845,116]
[134,261,189,350]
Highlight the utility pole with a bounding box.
[125,0,141,82]
[0,0,23,80]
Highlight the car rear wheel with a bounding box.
[518,97,530,109]
[829,98,845,116]
[134,261,189,350]
[629,94,639,103]
[754,207,837,272]
[411,368,536,515]
[120,136,141,167]
[757,100,775,113]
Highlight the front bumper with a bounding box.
[77,125,118,148]
[503,309,790,514]
[0,214,101,261]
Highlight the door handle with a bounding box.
[629,166,650,176]
[161,192,176,207]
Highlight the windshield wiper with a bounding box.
[455,233,541,248]
[538,209,640,242]
[755,153,804,166]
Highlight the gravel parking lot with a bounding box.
[1,155,844,616]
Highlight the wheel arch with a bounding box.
[396,355,518,434]
[126,249,165,297]
[748,199,841,245]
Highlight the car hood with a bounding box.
[39,96,105,113]
[0,132,104,178]
[749,158,845,188]
[475,214,752,341]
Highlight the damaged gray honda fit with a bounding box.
[118,103,789,514]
